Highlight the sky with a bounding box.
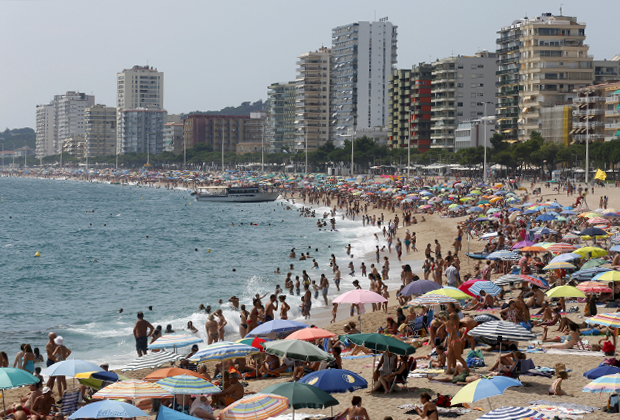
[1,0,618,129]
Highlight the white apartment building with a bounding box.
[331,19,398,146]
[117,109,167,155]
[35,103,56,158]
[117,65,164,110]
[85,105,117,157]
[163,122,185,154]
[295,47,331,151]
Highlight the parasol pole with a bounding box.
[3,389,6,420]
[487,397,492,411]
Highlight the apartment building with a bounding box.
[431,52,497,151]
[85,105,117,157]
[331,19,398,146]
[183,114,252,152]
[603,83,620,142]
[117,109,167,155]
[594,59,620,84]
[295,47,331,151]
[35,103,55,158]
[388,63,432,152]
[117,65,163,111]
[266,82,296,152]
[518,13,593,141]
[163,122,185,154]
[496,20,523,141]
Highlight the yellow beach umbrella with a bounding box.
[545,285,586,298]
[593,271,620,282]
[423,288,471,300]
[574,247,608,258]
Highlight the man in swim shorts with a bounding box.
[133,311,154,357]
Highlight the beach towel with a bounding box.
[546,348,605,357]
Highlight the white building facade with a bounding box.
[35,103,56,158]
[117,109,167,155]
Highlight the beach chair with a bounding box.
[51,388,82,416]
[499,360,521,380]
[389,357,416,393]
[406,316,426,338]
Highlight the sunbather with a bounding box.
[541,324,582,349]
[426,364,479,385]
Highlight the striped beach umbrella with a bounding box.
[577,282,613,294]
[190,342,260,363]
[478,406,547,420]
[467,321,535,342]
[469,281,502,297]
[120,351,184,372]
[144,368,209,382]
[493,274,524,286]
[583,374,620,393]
[451,377,522,410]
[585,313,620,329]
[156,374,220,395]
[488,250,521,261]
[518,275,549,289]
[571,267,612,282]
[409,293,458,305]
[219,393,289,420]
[148,334,203,350]
[92,380,172,400]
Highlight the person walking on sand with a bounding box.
[205,315,219,344]
[133,312,154,357]
[51,337,71,397]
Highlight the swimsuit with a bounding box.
[136,336,148,352]
[23,359,34,373]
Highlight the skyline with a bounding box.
[1,0,619,129]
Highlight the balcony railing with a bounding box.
[573,121,604,128]
[572,134,604,141]
[574,96,605,103]
[573,109,604,116]
[605,110,620,117]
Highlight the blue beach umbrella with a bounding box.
[298,369,368,393]
[469,281,502,297]
[549,253,581,263]
[398,279,441,296]
[536,214,556,222]
[148,334,203,350]
[584,366,620,380]
[245,319,308,338]
[43,360,104,377]
[156,374,220,395]
[451,377,522,410]
[68,400,149,419]
[190,342,260,363]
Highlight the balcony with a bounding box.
[573,121,604,128]
[606,95,620,103]
[573,109,604,116]
[605,123,620,130]
[574,96,605,103]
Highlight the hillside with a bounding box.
[0,128,36,150]
[188,99,266,116]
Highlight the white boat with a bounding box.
[193,186,280,203]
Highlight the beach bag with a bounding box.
[603,341,616,356]
[466,350,483,360]
[434,394,452,407]
[608,395,619,413]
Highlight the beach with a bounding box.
[2,170,620,420]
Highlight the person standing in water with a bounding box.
[133,312,154,357]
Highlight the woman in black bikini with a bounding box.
[409,392,438,420]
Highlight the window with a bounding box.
[471,74,477,79]
[457,83,464,88]
[478,73,484,78]
[478,93,484,97]
[457,111,463,117]
[471,64,477,70]
[479,83,484,87]
[471,93,477,98]
[458,73,463,79]
[478,64,484,68]
[457,102,463,107]
[471,102,477,107]
[471,83,477,88]
[458,65,463,69]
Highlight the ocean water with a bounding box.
[0,177,404,368]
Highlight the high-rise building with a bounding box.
[495,19,523,141]
[163,122,185,154]
[85,105,117,157]
[295,47,331,151]
[266,82,296,152]
[35,103,56,158]
[517,13,593,141]
[183,114,253,152]
[117,109,167,155]
[603,82,620,141]
[430,52,497,151]
[116,65,164,111]
[35,91,95,158]
[388,63,432,152]
[330,19,398,146]
[593,59,620,84]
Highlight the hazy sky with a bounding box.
[1,0,618,129]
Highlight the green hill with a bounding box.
[0,128,36,150]
[188,100,266,116]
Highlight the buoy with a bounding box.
[35,251,40,257]
[208,249,211,253]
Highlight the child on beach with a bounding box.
[348,261,355,276]
[549,370,568,396]
[331,303,338,323]
[361,262,367,277]
[311,281,320,300]
[381,286,389,312]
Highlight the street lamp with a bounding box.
[482,101,495,182]
[408,108,411,181]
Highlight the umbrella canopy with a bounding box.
[545,285,585,298]
[469,281,502,297]
[156,374,220,395]
[399,279,441,296]
[120,351,185,372]
[467,321,536,342]
[542,262,576,271]
[518,275,549,289]
[585,313,620,328]
[298,369,368,393]
[333,289,387,304]
[263,340,334,362]
[578,227,608,237]
[148,334,203,350]
[190,342,260,363]
[574,246,608,258]
[478,406,547,420]
[425,288,472,300]
[487,250,521,261]
[549,253,581,263]
[409,293,458,305]
[43,360,104,377]
[458,279,484,298]
[93,380,172,399]
[286,328,336,341]
[474,314,500,324]
[341,333,416,356]
[593,271,620,282]
[577,282,613,294]
[546,243,577,253]
[68,400,149,419]
[583,374,620,393]
[245,320,308,338]
[156,406,198,420]
[0,368,39,389]
[493,274,524,286]
[582,258,609,269]
[219,393,289,420]
[584,366,620,379]
[262,382,339,410]
[451,377,522,405]
[144,367,209,382]
[572,267,612,282]
[237,337,267,351]
[511,240,535,250]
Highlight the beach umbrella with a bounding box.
[120,351,185,372]
[399,279,441,296]
[409,293,458,305]
[536,214,556,222]
[562,233,580,241]
[0,368,39,415]
[493,274,524,286]
[92,380,172,400]
[67,400,149,419]
[585,313,620,328]
[478,406,547,420]
[286,328,336,341]
[451,377,522,410]
[458,279,484,297]
[262,382,339,412]
[545,285,585,298]
[43,360,104,377]
[611,245,620,252]
[263,340,334,362]
[578,228,608,238]
[156,406,199,420]
[518,275,549,289]
[520,246,548,253]
[548,253,581,263]
[582,258,609,269]
[480,232,498,239]
[487,250,521,261]
[593,271,620,282]
[156,374,219,395]
[467,321,535,372]
[511,240,535,250]
[424,288,471,300]
[245,319,308,338]
[75,371,126,390]
[577,282,613,294]
[298,369,368,393]
[572,267,612,281]
[148,334,203,350]
[341,333,416,356]
[542,262,576,271]
[583,374,620,394]
[545,243,578,253]
[333,289,387,332]
[190,342,260,363]
[144,367,209,382]
[474,314,500,324]
[236,337,267,351]
[584,366,620,379]
[469,281,502,297]
[219,393,289,420]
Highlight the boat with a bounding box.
[194,186,280,203]
[465,252,490,260]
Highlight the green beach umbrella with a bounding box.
[582,258,608,269]
[262,382,339,410]
[340,333,416,356]
[263,340,334,362]
[0,368,40,415]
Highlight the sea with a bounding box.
[0,176,408,368]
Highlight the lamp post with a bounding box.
[349,128,355,177]
[482,101,494,182]
[408,109,411,181]
[304,124,308,174]
[585,105,590,184]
